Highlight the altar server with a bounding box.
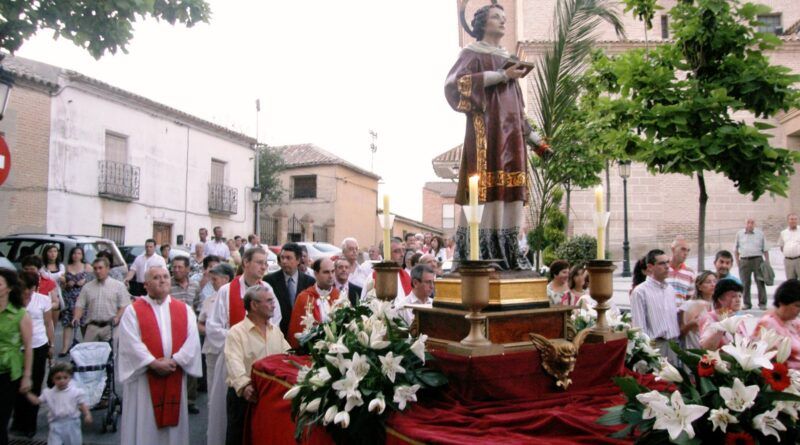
[117,266,201,445]
[287,258,350,348]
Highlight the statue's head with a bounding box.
[472,4,505,41]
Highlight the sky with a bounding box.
[16,0,466,221]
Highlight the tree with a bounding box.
[256,144,286,207]
[0,0,211,59]
[585,0,800,269]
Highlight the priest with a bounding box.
[287,258,350,348]
[117,265,201,445]
[205,247,278,445]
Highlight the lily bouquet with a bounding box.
[598,317,800,444]
[572,309,661,374]
[284,298,447,443]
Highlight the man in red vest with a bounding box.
[117,265,201,445]
[287,258,350,348]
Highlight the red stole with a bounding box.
[371,269,413,295]
[132,297,188,429]
[229,275,246,327]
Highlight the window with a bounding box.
[757,14,782,34]
[660,15,669,39]
[210,159,226,185]
[292,175,317,199]
[105,132,128,163]
[442,204,455,229]
[102,224,126,246]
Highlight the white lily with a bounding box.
[651,391,708,440]
[635,390,669,420]
[719,378,759,412]
[296,365,312,383]
[331,370,361,399]
[777,337,792,364]
[346,319,360,333]
[328,335,350,354]
[350,352,371,380]
[369,320,390,350]
[334,410,351,428]
[344,391,364,412]
[410,334,428,363]
[325,354,349,374]
[774,400,799,421]
[655,358,683,383]
[309,367,331,388]
[632,360,650,374]
[752,408,786,440]
[357,331,370,347]
[379,351,406,383]
[393,384,421,410]
[299,312,316,334]
[305,398,321,413]
[721,334,775,371]
[759,328,783,350]
[323,405,338,425]
[709,314,751,335]
[368,395,386,414]
[283,385,301,400]
[704,350,730,374]
[313,339,329,351]
[790,369,800,393]
[324,324,335,342]
[708,408,738,433]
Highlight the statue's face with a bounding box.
[483,7,506,39]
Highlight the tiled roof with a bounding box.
[432,144,462,179]
[786,19,800,35]
[275,143,381,180]
[2,55,255,146]
[432,144,462,163]
[424,181,457,197]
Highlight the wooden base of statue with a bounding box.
[434,269,550,310]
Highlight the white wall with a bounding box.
[46,78,255,246]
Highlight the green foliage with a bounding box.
[0,0,211,58]
[554,234,597,266]
[256,144,286,206]
[621,0,660,29]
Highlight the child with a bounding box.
[26,362,92,445]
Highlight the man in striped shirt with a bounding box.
[666,236,696,306]
[631,249,681,366]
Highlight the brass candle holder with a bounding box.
[373,261,400,302]
[445,260,503,356]
[585,259,626,343]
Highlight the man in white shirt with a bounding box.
[123,239,167,296]
[204,226,231,260]
[394,265,435,325]
[190,227,209,253]
[341,237,372,288]
[779,213,800,280]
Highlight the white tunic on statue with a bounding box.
[205,277,279,445]
[117,295,202,445]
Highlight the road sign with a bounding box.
[0,135,8,186]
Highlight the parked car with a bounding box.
[298,242,342,262]
[119,244,190,265]
[0,253,14,271]
[0,233,127,277]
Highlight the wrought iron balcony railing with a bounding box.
[98,160,140,201]
[208,183,238,214]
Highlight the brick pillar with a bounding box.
[301,214,314,242]
[274,208,288,245]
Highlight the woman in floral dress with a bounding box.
[59,247,90,356]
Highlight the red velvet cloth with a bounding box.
[248,340,639,444]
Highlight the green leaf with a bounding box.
[612,376,647,401]
[597,405,624,425]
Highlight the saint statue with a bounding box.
[445,0,550,270]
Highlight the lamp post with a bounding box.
[618,160,631,277]
[0,62,15,120]
[251,186,262,237]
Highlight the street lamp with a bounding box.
[618,160,631,277]
[251,186,262,237]
[0,64,15,120]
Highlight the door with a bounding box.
[153,223,172,246]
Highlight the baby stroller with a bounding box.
[68,320,121,433]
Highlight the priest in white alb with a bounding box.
[205,247,280,445]
[117,265,201,445]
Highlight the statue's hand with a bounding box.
[504,63,527,80]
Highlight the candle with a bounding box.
[595,186,604,260]
[469,175,480,260]
[382,195,391,261]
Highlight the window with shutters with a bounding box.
[105,132,128,163]
[660,15,669,39]
[292,175,317,199]
[757,14,782,34]
[101,224,126,246]
[210,159,226,185]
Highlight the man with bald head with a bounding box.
[118,266,202,445]
[287,258,350,348]
[666,236,696,305]
[735,218,769,309]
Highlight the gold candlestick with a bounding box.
[585,259,626,343]
[458,261,492,347]
[373,261,400,302]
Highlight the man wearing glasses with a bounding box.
[630,249,681,366]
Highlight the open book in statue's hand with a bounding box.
[503,58,536,77]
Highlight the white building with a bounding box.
[0,56,256,247]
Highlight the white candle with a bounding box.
[595,186,604,260]
[383,195,391,261]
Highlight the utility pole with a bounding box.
[254,99,261,236]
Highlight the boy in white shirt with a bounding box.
[26,362,92,445]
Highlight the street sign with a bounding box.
[0,135,8,186]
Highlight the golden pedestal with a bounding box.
[434,270,550,310]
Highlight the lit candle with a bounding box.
[383,195,391,261]
[595,186,604,260]
[469,175,480,260]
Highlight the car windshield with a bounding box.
[313,243,338,253]
[0,239,66,263]
[80,242,125,268]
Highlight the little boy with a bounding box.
[26,362,92,445]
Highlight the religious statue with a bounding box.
[445,0,550,270]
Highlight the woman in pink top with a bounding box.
[755,279,800,370]
[699,277,746,350]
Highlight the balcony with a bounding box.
[208,183,238,214]
[98,160,140,201]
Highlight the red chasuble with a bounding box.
[287,287,342,349]
[132,297,188,428]
[229,275,246,327]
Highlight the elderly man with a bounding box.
[630,249,680,366]
[205,226,230,260]
[666,236,695,305]
[340,237,372,288]
[395,265,435,325]
[779,213,800,280]
[334,259,362,306]
[735,218,769,310]
[361,238,413,302]
[73,257,130,342]
[117,266,201,445]
[205,247,277,445]
[225,285,289,445]
[124,239,167,296]
[287,258,349,348]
